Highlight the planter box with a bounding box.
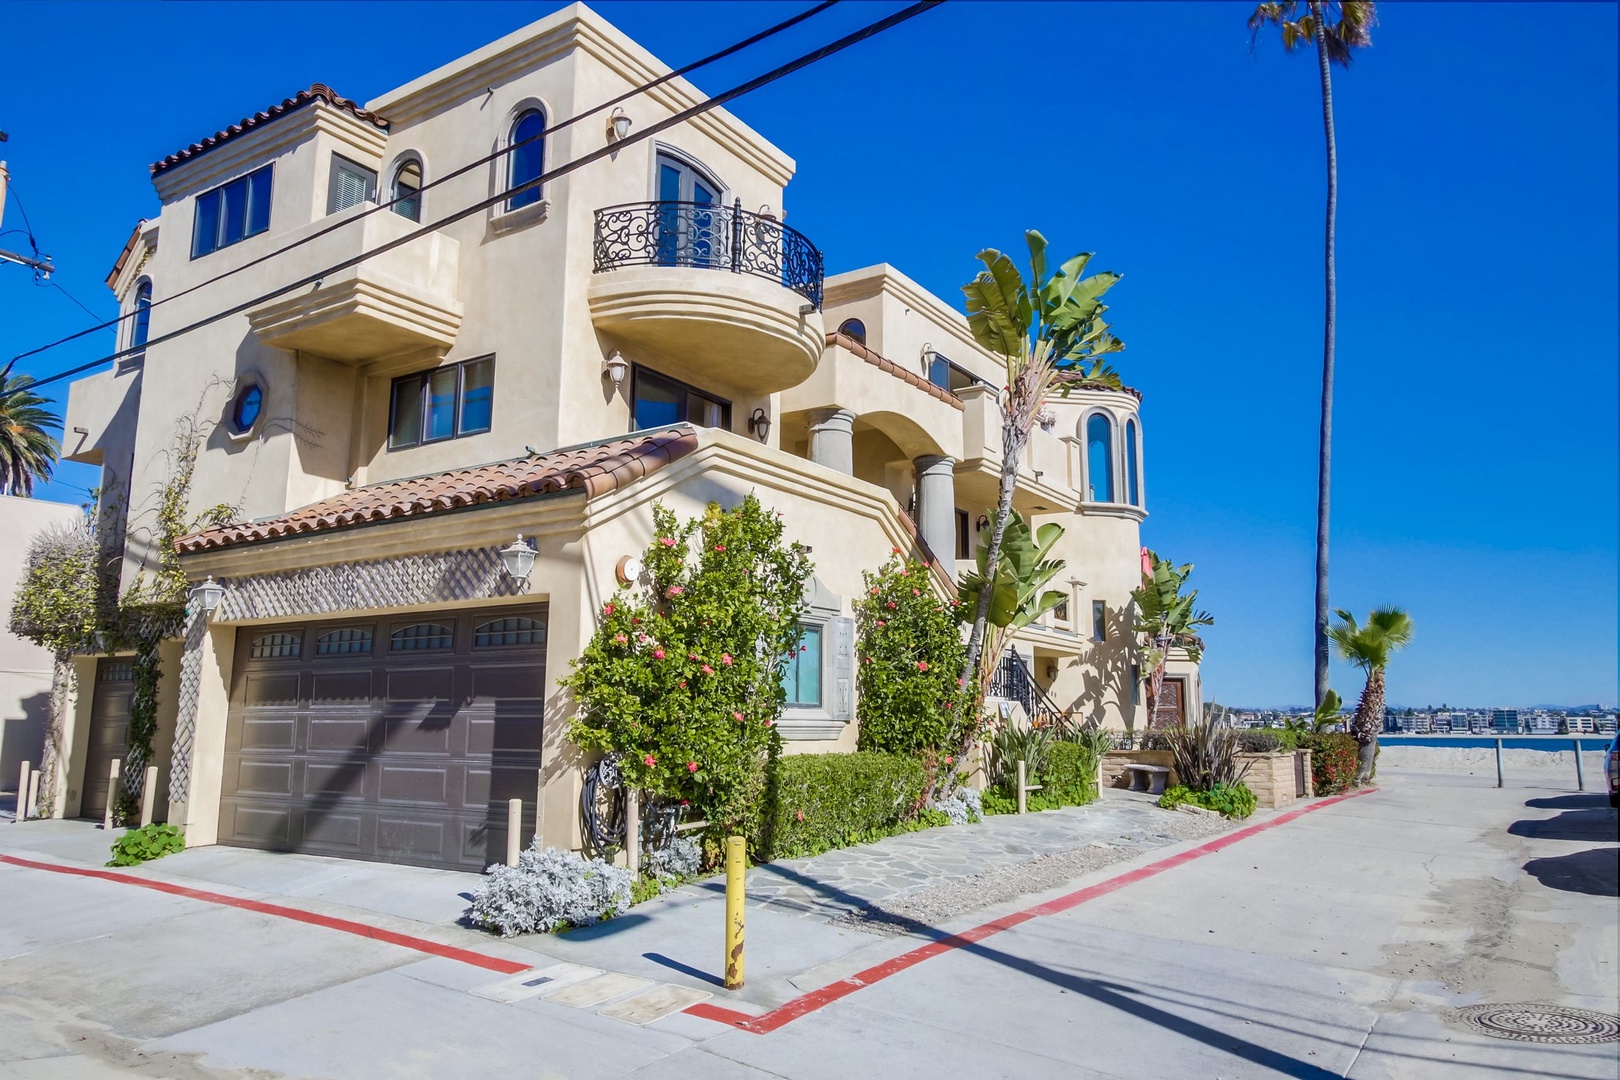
[1237,750,1314,809]
[1103,749,1177,790]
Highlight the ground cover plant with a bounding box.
[107,823,185,867]
[469,844,632,937]
[1158,783,1257,819]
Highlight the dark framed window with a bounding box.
[388,356,494,450]
[1125,418,1141,506]
[391,623,453,651]
[837,318,866,345]
[391,158,422,221]
[316,628,372,656]
[1131,663,1141,706]
[328,154,377,214]
[250,632,302,659]
[630,366,729,432]
[928,354,979,394]
[1053,597,1070,624]
[1092,600,1107,642]
[231,383,264,433]
[508,109,546,211]
[129,280,152,361]
[192,164,273,258]
[782,624,823,707]
[474,617,545,648]
[955,509,971,560]
[1086,413,1115,502]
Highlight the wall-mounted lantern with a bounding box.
[747,408,772,442]
[602,350,628,388]
[500,535,537,583]
[189,576,225,619]
[607,108,633,143]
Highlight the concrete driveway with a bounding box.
[0,769,1614,1079]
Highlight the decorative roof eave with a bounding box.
[175,427,698,555]
[150,84,388,177]
[104,219,153,293]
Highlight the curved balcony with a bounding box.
[588,201,825,394]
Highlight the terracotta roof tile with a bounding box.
[825,331,966,411]
[151,84,388,177]
[176,427,699,555]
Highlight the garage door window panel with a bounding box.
[316,628,373,656]
[391,623,453,651]
[474,617,545,648]
[251,632,303,659]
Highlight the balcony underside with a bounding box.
[248,272,462,363]
[588,266,824,394]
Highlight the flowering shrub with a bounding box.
[468,844,633,937]
[756,752,927,858]
[855,554,975,756]
[1301,732,1358,795]
[565,497,811,845]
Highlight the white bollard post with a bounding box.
[105,758,121,830]
[26,770,41,821]
[1017,760,1027,815]
[506,798,522,867]
[14,760,30,821]
[139,766,158,827]
[625,788,641,873]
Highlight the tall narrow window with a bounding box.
[328,155,377,214]
[129,280,152,361]
[1125,419,1140,506]
[391,158,422,221]
[655,153,720,267]
[782,624,823,707]
[508,109,546,211]
[1086,413,1115,503]
[1092,600,1107,642]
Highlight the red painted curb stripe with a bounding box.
[0,852,529,975]
[686,788,1374,1034]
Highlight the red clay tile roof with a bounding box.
[176,427,699,554]
[825,331,966,411]
[104,220,149,291]
[151,84,389,177]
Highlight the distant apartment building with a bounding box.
[45,5,1196,872]
[1489,709,1522,734]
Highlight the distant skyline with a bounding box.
[1,2,1615,707]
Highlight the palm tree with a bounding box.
[959,231,1124,693]
[1131,551,1214,734]
[1329,605,1412,784]
[1248,1,1376,713]
[0,365,61,496]
[957,509,1068,702]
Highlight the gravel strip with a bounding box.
[830,809,1236,937]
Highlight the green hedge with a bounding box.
[757,752,927,859]
[1158,783,1256,819]
[1300,733,1358,795]
[982,739,1097,815]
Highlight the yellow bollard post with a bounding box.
[724,835,745,989]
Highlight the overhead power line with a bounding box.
[8,0,842,370]
[25,0,939,391]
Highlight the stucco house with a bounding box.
[52,3,1198,872]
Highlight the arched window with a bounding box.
[1125,418,1140,506]
[391,158,422,221]
[1086,413,1115,503]
[837,318,866,345]
[507,109,546,211]
[129,279,152,361]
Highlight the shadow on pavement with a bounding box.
[1507,809,1619,842]
[1523,847,1619,897]
[1524,793,1609,811]
[644,951,726,987]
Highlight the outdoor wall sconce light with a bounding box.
[189,577,225,619]
[747,408,772,442]
[920,342,935,372]
[975,514,990,533]
[1046,661,1058,680]
[601,350,628,387]
[500,535,537,582]
[93,630,111,654]
[607,108,633,143]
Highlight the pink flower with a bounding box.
[795,810,805,822]
[764,718,774,728]
[614,633,628,644]
[957,678,965,687]
[900,569,910,577]
[631,616,641,625]
[714,544,726,552]
[721,653,733,665]
[733,711,745,722]
[864,656,873,664]
[945,755,955,765]
[660,537,676,547]
[886,602,897,610]
[871,587,880,596]
[688,652,700,661]
[917,660,929,671]
[666,585,685,597]
[912,589,921,596]
[644,755,656,766]
[679,799,690,807]
[891,547,902,555]
[653,648,666,660]
[603,603,615,616]
[944,701,954,709]
[678,680,687,688]
[799,645,808,653]
[687,762,698,773]
[701,664,714,675]
[875,620,886,627]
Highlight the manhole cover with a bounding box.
[1453,1003,1620,1044]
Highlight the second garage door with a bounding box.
[218,606,546,872]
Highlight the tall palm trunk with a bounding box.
[961,421,1028,698]
[1310,0,1338,712]
[1352,667,1383,784]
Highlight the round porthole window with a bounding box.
[232,383,263,432]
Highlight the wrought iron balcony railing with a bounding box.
[593,200,824,310]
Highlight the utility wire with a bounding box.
[24,0,938,391]
[7,0,841,369]
[47,282,105,321]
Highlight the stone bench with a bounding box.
[1121,763,1171,795]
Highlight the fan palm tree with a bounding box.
[0,365,61,496]
[959,231,1124,693]
[1329,606,1412,784]
[1248,1,1376,713]
[1131,551,1214,734]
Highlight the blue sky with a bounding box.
[2,2,1614,708]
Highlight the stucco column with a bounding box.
[913,454,957,562]
[807,408,855,475]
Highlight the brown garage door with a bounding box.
[218,606,546,872]
[80,658,134,822]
